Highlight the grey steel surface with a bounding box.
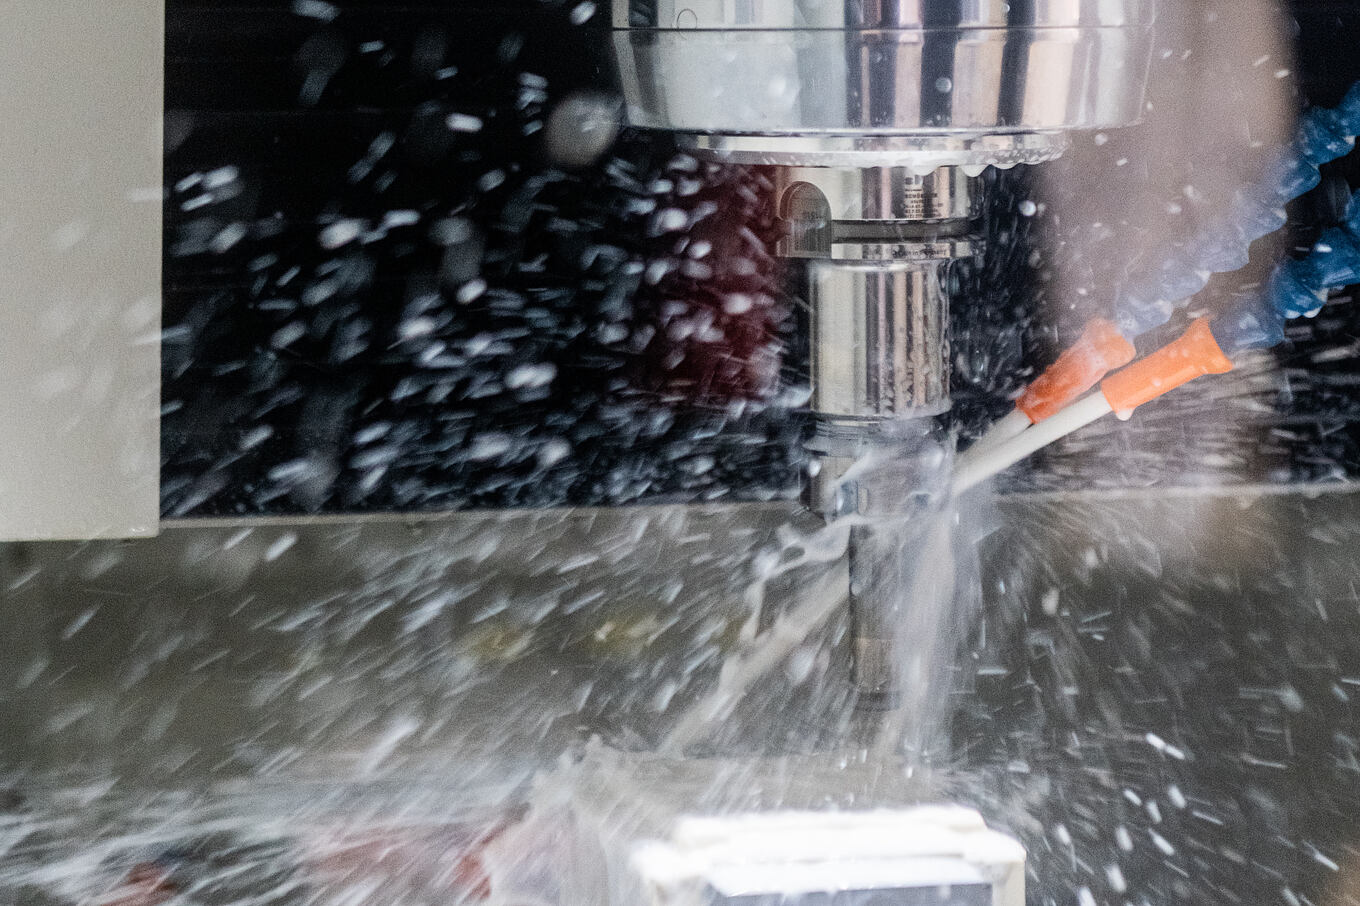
[776,165,979,224]
[3,483,1358,905]
[807,247,957,422]
[4,484,1356,780]
[609,0,1155,165]
[612,0,1155,30]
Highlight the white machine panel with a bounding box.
[0,2,163,539]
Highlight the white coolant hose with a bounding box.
[952,392,1114,495]
[964,408,1033,457]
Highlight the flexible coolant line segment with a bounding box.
[964,409,1033,457]
[956,187,1360,492]
[953,393,1113,495]
[956,316,1237,492]
[974,80,1360,450]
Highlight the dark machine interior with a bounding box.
[161,0,1360,517]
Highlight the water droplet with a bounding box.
[446,112,484,133]
[569,1,596,25]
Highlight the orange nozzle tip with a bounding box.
[1017,318,1136,423]
[1100,316,1234,415]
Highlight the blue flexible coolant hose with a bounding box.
[1112,81,1360,339]
[1213,189,1360,354]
